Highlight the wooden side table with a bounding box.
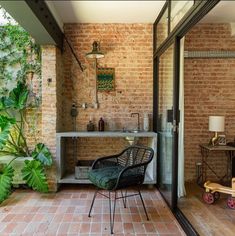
[199,144,235,186]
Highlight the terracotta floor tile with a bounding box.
[165,222,182,234]
[57,222,70,234]
[91,214,102,222]
[13,222,28,233]
[101,222,111,233]
[36,222,49,233]
[68,222,81,233]
[2,214,15,222]
[133,222,146,234]
[0,186,185,235]
[32,213,45,222]
[130,206,139,213]
[72,214,83,222]
[23,222,40,234]
[123,222,135,234]
[79,222,91,233]
[3,223,16,233]
[66,206,75,213]
[90,222,102,233]
[132,213,142,222]
[46,222,60,234]
[154,222,169,234]
[121,213,133,222]
[143,222,156,233]
[82,214,92,222]
[62,213,74,222]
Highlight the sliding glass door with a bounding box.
[156,43,178,209]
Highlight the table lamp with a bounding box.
[209,116,225,146]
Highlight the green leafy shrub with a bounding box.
[0,83,52,203]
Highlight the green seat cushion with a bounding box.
[88,166,124,190]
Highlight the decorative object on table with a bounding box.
[143,113,149,131]
[97,67,115,91]
[87,119,95,131]
[208,115,225,146]
[98,117,105,131]
[203,178,235,209]
[217,134,226,146]
[86,41,105,108]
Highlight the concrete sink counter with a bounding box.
[56,131,157,138]
[56,131,157,185]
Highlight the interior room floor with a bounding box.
[178,182,235,236]
[0,185,185,236]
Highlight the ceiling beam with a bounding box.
[0,0,63,49]
[25,0,63,49]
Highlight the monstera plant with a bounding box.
[0,82,52,203]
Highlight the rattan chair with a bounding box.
[88,145,154,234]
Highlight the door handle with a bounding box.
[173,120,178,133]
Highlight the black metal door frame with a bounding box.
[153,0,220,234]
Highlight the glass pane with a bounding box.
[155,8,168,50]
[158,44,174,205]
[170,1,194,30]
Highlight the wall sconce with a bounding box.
[86,41,104,109]
[209,116,225,146]
[86,41,104,59]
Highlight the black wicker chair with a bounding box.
[88,145,154,234]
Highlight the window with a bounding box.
[170,1,194,30]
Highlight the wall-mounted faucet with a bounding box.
[131,113,140,131]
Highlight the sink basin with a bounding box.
[125,136,139,145]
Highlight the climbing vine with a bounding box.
[0,6,41,101]
[0,6,42,145]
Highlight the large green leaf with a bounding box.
[0,115,16,149]
[32,143,52,166]
[0,97,6,111]
[0,165,14,203]
[22,159,48,192]
[4,82,29,110]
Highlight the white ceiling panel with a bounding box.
[46,1,165,24]
[201,1,235,23]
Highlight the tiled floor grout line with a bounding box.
[0,186,186,236]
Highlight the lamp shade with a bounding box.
[86,41,104,59]
[209,116,225,132]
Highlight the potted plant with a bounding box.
[0,82,52,203]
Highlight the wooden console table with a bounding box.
[199,144,235,185]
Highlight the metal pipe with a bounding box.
[94,58,98,107]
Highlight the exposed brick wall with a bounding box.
[62,23,153,164]
[24,108,42,150]
[184,23,235,182]
[56,47,64,133]
[41,45,63,191]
